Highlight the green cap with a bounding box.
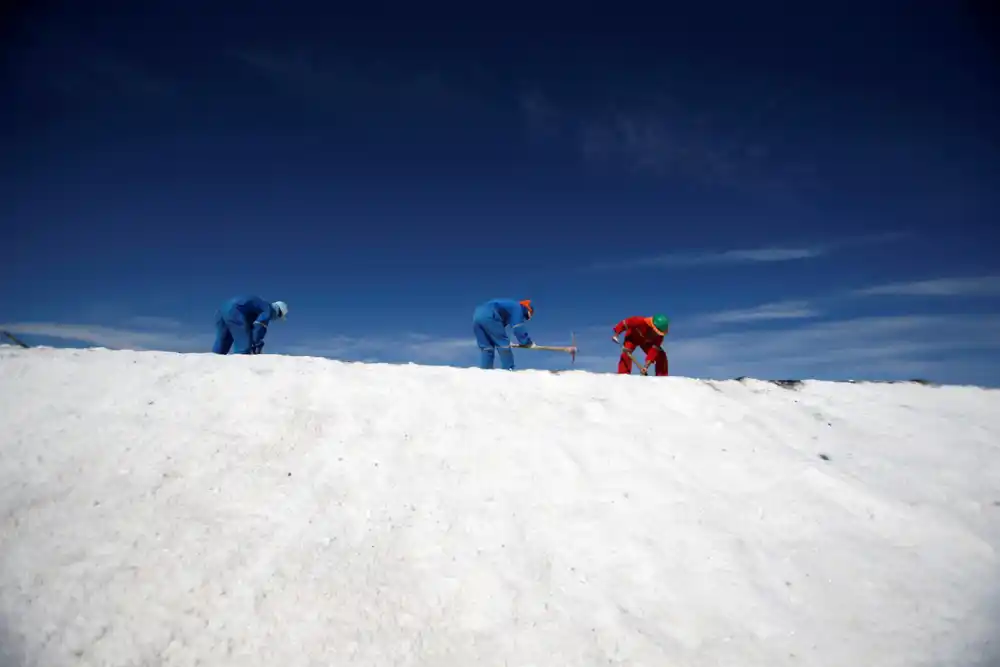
[652,314,669,334]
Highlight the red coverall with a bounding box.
[613,316,668,376]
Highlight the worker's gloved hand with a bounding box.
[521,341,535,348]
[611,335,620,344]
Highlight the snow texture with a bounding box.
[1,346,999,666]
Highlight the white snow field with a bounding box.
[1,346,999,667]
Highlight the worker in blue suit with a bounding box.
[212,295,288,355]
[472,298,535,370]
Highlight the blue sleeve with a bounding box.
[250,298,273,346]
[509,306,533,346]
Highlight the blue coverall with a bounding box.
[472,299,533,370]
[213,295,276,355]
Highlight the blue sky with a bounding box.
[2,1,999,384]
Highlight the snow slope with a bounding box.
[1,346,998,667]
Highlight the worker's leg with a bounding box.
[644,344,668,376]
[212,312,234,355]
[486,320,514,370]
[474,306,515,370]
[473,319,496,369]
[228,318,254,355]
[655,348,669,376]
[618,340,637,374]
[496,345,515,370]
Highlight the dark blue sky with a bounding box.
[3,1,999,383]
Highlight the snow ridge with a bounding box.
[1,347,998,666]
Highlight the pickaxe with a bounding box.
[514,332,578,364]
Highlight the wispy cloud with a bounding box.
[400,334,475,362]
[570,354,614,373]
[672,314,1000,382]
[15,23,177,102]
[520,91,562,139]
[1,321,476,366]
[232,49,334,94]
[589,233,905,271]
[0,322,208,352]
[278,332,474,365]
[852,276,1000,297]
[519,91,823,206]
[231,48,472,113]
[667,270,993,330]
[281,334,370,359]
[591,246,823,271]
[83,53,176,99]
[124,316,187,330]
[700,300,821,324]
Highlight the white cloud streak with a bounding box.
[701,300,821,324]
[590,233,907,271]
[590,246,825,271]
[672,314,1000,380]
[1,322,476,367]
[0,322,208,352]
[232,49,334,93]
[231,49,472,113]
[279,333,474,365]
[124,316,187,330]
[853,276,1000,297]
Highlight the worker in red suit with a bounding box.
[612,314,670,376]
